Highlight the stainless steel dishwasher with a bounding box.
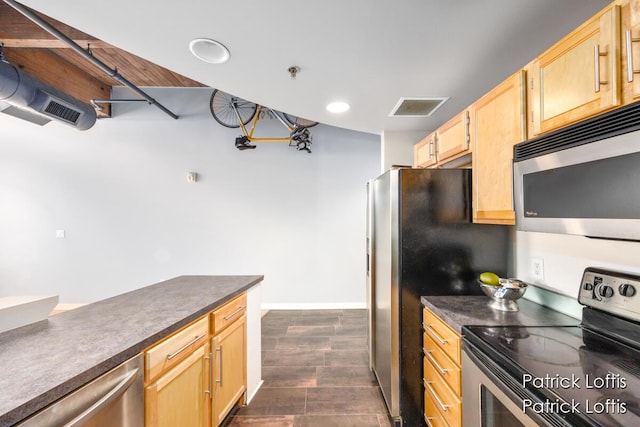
[16,354,143,426]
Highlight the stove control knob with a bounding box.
[619,284,636,297]
[599,285,614,298]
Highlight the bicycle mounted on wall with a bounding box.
[209,89,318,153]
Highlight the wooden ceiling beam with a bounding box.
[4,48,112,117]
[1,39,113,49]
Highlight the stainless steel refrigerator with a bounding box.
[366,167,510,427]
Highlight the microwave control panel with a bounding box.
[579,267,640,323]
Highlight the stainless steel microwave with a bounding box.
[514,129,640,241]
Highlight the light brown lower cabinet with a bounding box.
[211,315,247,426]
[145,344,210,427]
[423,307,462,427]
[144,293,247,427]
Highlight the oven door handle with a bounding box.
[463,340,565,427]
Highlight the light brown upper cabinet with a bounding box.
[472,70,527,225]
[413,113,471,169]
[436,110,472,165]
[528,3,621,137]
[621,0,640,102]
[414,131,438,168]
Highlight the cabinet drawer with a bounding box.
[424,359,462,427]
[424,332,461,396]
[145,316,209,383]
[211,293,247,334]
[423,308,461,365]
[424,390,451,427]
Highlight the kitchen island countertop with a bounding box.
[0,275,263,426]
[421,295,579,334]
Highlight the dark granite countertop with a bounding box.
[0,275,263,427]
[420,295,579,335]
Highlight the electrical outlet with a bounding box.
[532,258,544,280]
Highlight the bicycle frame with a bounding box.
[232,104,295,143]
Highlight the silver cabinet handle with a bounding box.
[428,137,435,158]
[464,110,471,149]
[626,30,640,82]
[166,334,206,360]
[423,378,451,413]
[424,415,436,427]
[223,306,245,321]
[215,345,223,385]
[594,44,609,93]
[423,348,449,376]
[422,322,448,345]
[64,368,139,427]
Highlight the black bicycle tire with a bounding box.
[283,112,319,128]
[209,90,258,128]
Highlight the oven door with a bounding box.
[463,343,568,427]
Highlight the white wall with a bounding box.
[514,231,640,317]
[380,130,423,172]
[0,88,380,307]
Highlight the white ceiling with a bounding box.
[20,0,610,135]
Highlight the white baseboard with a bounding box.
[245,379,264,404]
[261,302,367,310]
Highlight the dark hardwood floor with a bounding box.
[227,309,392,427]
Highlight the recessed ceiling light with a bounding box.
[326,101,350,113]
[189,38,230,64]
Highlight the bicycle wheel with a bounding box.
[283,112,319,128]
[210,89,258,128]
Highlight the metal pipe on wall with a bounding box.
[2,0,179,120]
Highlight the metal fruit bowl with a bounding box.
[478,279,528,312]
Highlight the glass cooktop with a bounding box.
[464,324,640,427]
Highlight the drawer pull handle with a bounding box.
[223,305,246,321]
[423,322,448,345]
[424,378,451,412]
[424,414,436,427]
[423,348,450,376]
[166,334,206,360]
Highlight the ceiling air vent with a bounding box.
[389,97,449,117]
[0,60,96,130]
[41,96,82,125]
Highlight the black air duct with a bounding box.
[0,60,96,130]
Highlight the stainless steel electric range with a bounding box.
[462,267,640,427]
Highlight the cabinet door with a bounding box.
[530,4,620,135]
[212,316,246,426]
[622,0,640,102]
[414,131,437,168]
[436,110,471,164]
[145,344,210,427]
[472,70,526,225]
